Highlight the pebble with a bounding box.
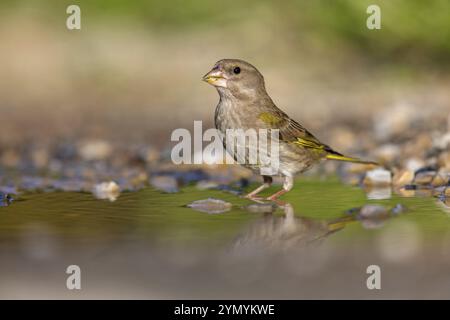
[365,187,392,200]
[357,204,390,229]
[31,147,50,169]
[397,186,416,197]
[404,158,426,172]
[0,149,20,167]
[433,132,450,149]
[438,151,450,171]
[414,168,436,185]
[433,186,446,197]
[78,140,113,161]
[135,145,160,164]
[359,204,389,219]
[363,168,392,187]
[0,193,13,207]
[373,103,417,140]
[187,198,232,214]
[392,169,414,187]
[374,144,401,164]
[431,171,449,187]
[391,203,407,215]
[92,181,120,202]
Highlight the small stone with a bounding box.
[359,204,389,219]
[391,204,407,215]
[358,204,389,229]
[445,187,450,198]
[363,168,392,187]
[392,169,414,187]
[404,158,426,172]
[403,133,433,156]
[414,167,436,185]
[129,172,148,185]
[31,148,49,169]
[433,186,446,197]
[431,171,449,187]
[92,181,120,202]
[0,149,20,167]
[373,103,418,140]
[365,187,392,200]
[134,145,160,164]
[143,147,160,164]
[150,175,179,193]
[438,152,450,171]
[187,198,232,214]
[397,186,415,197]
[78,140,113,161]
[328,127,357,151]
[443,197,450,208]
[433,132,450,149]
[374,144,400,163]
[0,193,13,207]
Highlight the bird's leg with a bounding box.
[266,176,294,201]
[244,175,273,199]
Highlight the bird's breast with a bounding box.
[215,100,242,132]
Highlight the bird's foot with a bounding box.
[243,193,259,199]
[266,189,288,202]
[243,194,266,203]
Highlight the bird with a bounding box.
[202,59,377,201]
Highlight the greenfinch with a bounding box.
[203,59,376,201]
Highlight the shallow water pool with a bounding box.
[0,178,449,299]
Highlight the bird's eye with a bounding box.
[233,67,241,74]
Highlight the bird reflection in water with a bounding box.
[232,202,354,252]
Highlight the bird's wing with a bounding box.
[258,110,341,156]
[258,109,378,165]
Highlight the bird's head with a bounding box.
[202,59,267,99]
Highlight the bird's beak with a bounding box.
[202,69,227,88]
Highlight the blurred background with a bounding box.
[1,0,449,149]
[1,0,450,299]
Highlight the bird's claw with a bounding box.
[242,194,267,204]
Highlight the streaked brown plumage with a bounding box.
[202,59,376,201]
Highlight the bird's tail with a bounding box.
[325,154,378,165]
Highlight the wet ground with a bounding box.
[1,178,449,299]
